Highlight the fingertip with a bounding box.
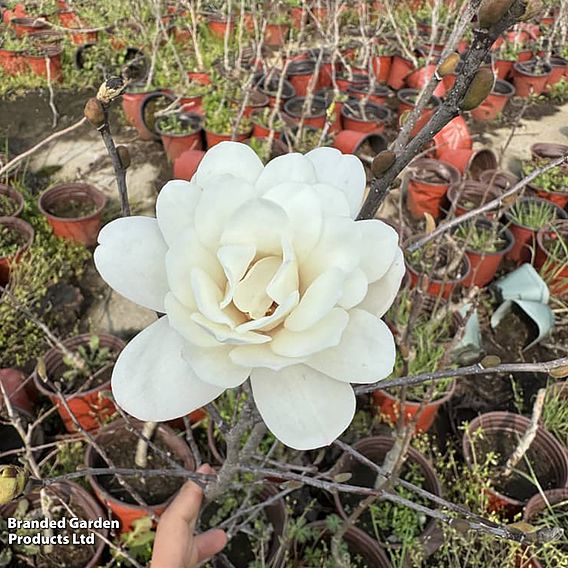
[196,528,228,561]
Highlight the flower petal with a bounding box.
[166,228,225,308]
[306,147,366,219]
[300,217,362,291]
[165,292,219,347]
[284,267,345,332]
[192,267,243,327]
[338,268,368,310]
[220,198,290,257]
[236,291,299,333]
[357,220,399,283]
[266,237,298,304]
[230,344,305,370]
[217,244,256,309]
[271,308,349,357]
[94,216,169,312]
[191,313,271,345]
[312,183,351,218]
[251,365,356,450]
[306,308,396,383]
[358,248,405,317]
[156,180,201,247]
[264,185,323,263]
[111,316,225,421]
[194,174,257,250]
[193,141,264,186]
[255,153,316,193]
[183,342,250,388]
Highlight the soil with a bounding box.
[0,224,25,257]
[0,423,25,466]
[472,428,561,502]
[96,429,186,505]
[416,171,448,184]
[46,197,98,219]
[341,460,430,545]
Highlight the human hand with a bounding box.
[151,464,227,568]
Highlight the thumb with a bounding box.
[195,529,228,562]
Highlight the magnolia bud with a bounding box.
[84,98,105,128]
[437,53,461,78]
[477,0,516,28]
[371,150,396,177]
[460,68,495,111]
[116,146,131,169]
[0,465,28,505]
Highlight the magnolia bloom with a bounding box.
[94,142,404,450]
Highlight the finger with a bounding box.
[195,529,228,562]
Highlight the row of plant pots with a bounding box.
[0,183,106,283]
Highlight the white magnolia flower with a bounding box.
[94,142,404,450]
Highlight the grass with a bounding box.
[508,199,560,230]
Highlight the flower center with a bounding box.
[233,256,281,320]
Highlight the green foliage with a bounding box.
[522,159,568,194]
[541,382,568,447]
[454,221,507,253]
[113,517,156,566]
[0,192,90,368]
[387,289,455,402]
[529,498,568,566]
[61,334,116,386]
[508,199,560,229]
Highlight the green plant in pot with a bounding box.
[0,223,26,258]
[155,112,201,136]
[522,158,568,203]
[252,107,286,131]
[203,91,251,136]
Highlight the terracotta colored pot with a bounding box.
[528,184,568,209]
[243,90,269,117]
[251,116,282,139]
[24,46,62,81]
[333,130,388,155]
[471,79,515,122]
[504,197,567,263]
[290,6,304,29]
[463,412,568,517]
[433,116,472,157]
[348,83,391,106]
[438,148,497,179]
[522,488,568,568]
[85,419,195,532]
[388,54,414,89]
[547,57,568,88]
[207,17,234,39]
[372,54,392,83]
[461,220,515,287]
[264,22,288,46]
[341,100,390,133]
[279,520,392,568]
[122,88,170,140]
[493,59,514,80]
[284,95,327,129]
[138,91,177,141]
[535,220,568,297]
[0,368,35,414]
[1,481,107,567]
[335,72,369,94]
[407,250,471,299]
[479,169,519,191]
[257,75,295,108]
[531,142,568,164]
[0,216,34,285]
[187,71,210,85]
[397,88,441,118]
[204,129,250,149]
[334,437,442,554]
[512,60,552,97]
[406,158,461,219]
[10,17,48,36]
[0,184,24,217]
[33,333,125,432]
[38,183,106,246]
[446,180,502,218]
[173,149,205,181]
[156,113,203,162]
[406,63,446,97]
[286,60,316,97]
[0,48,24,75]
[374,373,456,432]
